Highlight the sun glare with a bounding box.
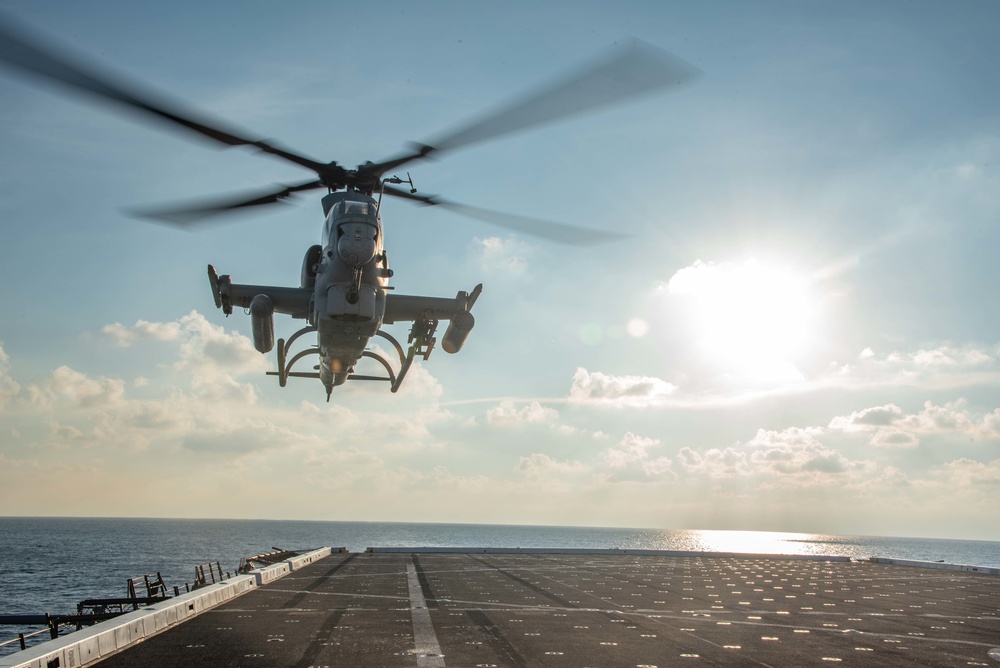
[666,259,820,381]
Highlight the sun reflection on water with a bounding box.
[647,529,827,556]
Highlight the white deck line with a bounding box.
[406,561,446,668]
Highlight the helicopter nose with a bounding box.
[337,222,377,266]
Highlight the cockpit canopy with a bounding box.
[322,196,381,249]
[322,195,382,267]
[327,200,377,219]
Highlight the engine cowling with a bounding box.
[441,310,475,354]
[301,244,322,290]
[250,294,275,354]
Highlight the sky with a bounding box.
[1,0,998,541]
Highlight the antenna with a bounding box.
[387,173,417,193]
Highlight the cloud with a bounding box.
[870,430,920,449]
[393,362,444,398]
[569,368,677,407]
[99,310,269,403]
[677,446,751,478]
[351,346,443,399]
[28,366,126,409]
[518,420,887,489]
[0,344,19,408]
[828,399,992,446]
[737,427,876,484]
[102,319,182,346]
[828,403,905,428]
[637,340,1000,410]
[101,310,269,399]
[516,453,586,473]
[181,420,304,454]
[470,236,531,277]
[601,432,675,482]
[940,458,1000,487]
[50,421,86,441]
[514,453,589,488]
[486,400,558,426]
[867,465,912,487]
[831,344,1000,389]
[174,311,269,378]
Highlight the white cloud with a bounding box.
[28,366,126,409]
[569,368,677,407]
[514,453,588,481]
[174,311,268,378]
[940,458,1000,487]
[828,404,905,430]
[99,311,269,398]
[898,400,977,434]
[983,409,1000,437]
[139,310,269,402]
[870,430,920,449]
[677,446,751,478]
[643,341,1000,409]
[0,343,19,408]
[49,421,86,441]
[828,399,994,445]
[486,400,558,426]
[180,420,304,454]
[470,236,531,277]
[739,427,876,483]
[102,319,182,347]
[867,465,912,488]
[601,432,675,481]
[832,344,1000,389]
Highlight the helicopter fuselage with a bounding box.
[313,191,390,391]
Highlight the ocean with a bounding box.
[1,517,998,656]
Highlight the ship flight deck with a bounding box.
[6,548,999,667]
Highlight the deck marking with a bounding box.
[293,609,344,668]
[412,555,439,608]
[282,553,358,609]
[466,609,528,668]
[408,558,446,667]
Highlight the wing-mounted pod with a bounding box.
[207,264,311,355]
[441,283,482,354]
[250,294,275,354]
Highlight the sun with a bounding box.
[665,258,820,381]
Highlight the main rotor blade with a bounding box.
[0,15,327,173]
[369,39,702,176]
[383,185,612,246]
[128,180,325,226]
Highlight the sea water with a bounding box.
[1,517,997,655]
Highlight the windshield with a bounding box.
[329,200,376,220]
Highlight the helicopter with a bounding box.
[0,16,701,399]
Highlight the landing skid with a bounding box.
[266,319,440,393]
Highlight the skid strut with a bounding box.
[266,318,440,393]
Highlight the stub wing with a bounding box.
[208,265,311,319]
[385,284,482,355]
[384,285,481,324]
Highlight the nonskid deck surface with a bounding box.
[95,551,1000,667]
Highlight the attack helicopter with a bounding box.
[0,16,700,399]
